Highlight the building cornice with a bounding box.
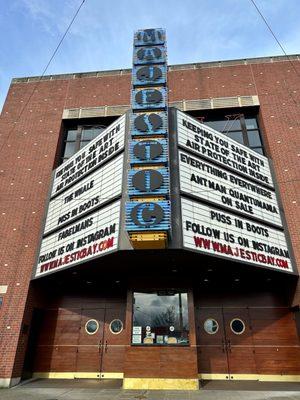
[11,54,300,84]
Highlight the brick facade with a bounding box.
[0,56,299,384]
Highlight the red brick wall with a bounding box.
[0,59,299,380]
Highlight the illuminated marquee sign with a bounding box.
[132,64,167,86]
[133,46,166,65]
[126,28,171,245]
[36,201,121,277]
[126,201,170,231]
[34,114,125,277]
[181,197,293,273]
[175,107,294,273]
[44,154,123,235]
[134,29,165,46]
[52,115,125,196]
[129,139,168,165]
[132,88,167,110]
[128,168,169,197]
[130,111,168,137]
[177,111,274,189]
[179,150,282,227]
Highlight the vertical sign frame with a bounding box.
[125,29,171,249]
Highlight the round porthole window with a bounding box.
[230,319,245,335]
[109,319,123,334]
[85,319,99,335]
[204,318,219,334]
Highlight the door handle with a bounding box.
[227,339,231,353]
[98,340,102,353]
[105,340,108,353]
[221,339,226,353]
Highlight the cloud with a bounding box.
[19,0,53,19]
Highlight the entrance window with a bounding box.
[109,319,123,334]
[230,318,245,334]
[204,318,219,334]
[132,291,189,345]
[85,319,99,335]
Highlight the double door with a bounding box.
[76,306,126,378]
[196,307,257,379]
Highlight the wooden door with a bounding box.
[196,307,257,379]
[100,306,126,377]
[223,308,257,377]
[76,308,105,376]
[196,308,230,378]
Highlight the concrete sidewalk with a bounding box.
[0,379,300,400]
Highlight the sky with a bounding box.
[0,0,300,111]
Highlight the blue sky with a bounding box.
[1,0,300,111]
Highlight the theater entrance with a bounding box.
[76,306,126,378]
[32,302,126,379]
[196,307,257,380]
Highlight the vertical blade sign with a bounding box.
[126,28,170,249]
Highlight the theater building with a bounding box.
[0,29,300,390]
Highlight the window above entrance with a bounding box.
[132,291,189,345]
[59,115,118,165]
[190,110,264,155]
[62,125,107,164]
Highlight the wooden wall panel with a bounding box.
[124,347,160,378]
[33,346,53,372]
[76,346,100,372]
[195,289,289,308]
[254,347,300,375]
[102,346,126,373]
[124,346,197,378]
[55,309,81,345]
[159,348,198,378]
[197,347,228,374]
[34,346,77,372]
[51,346,78,372]
[228,348,257,374]
[249,308,299,346]
[35,310,58,346]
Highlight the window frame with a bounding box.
[194,110,265,156]
[131,289,190,347]
[61,124,107,164]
